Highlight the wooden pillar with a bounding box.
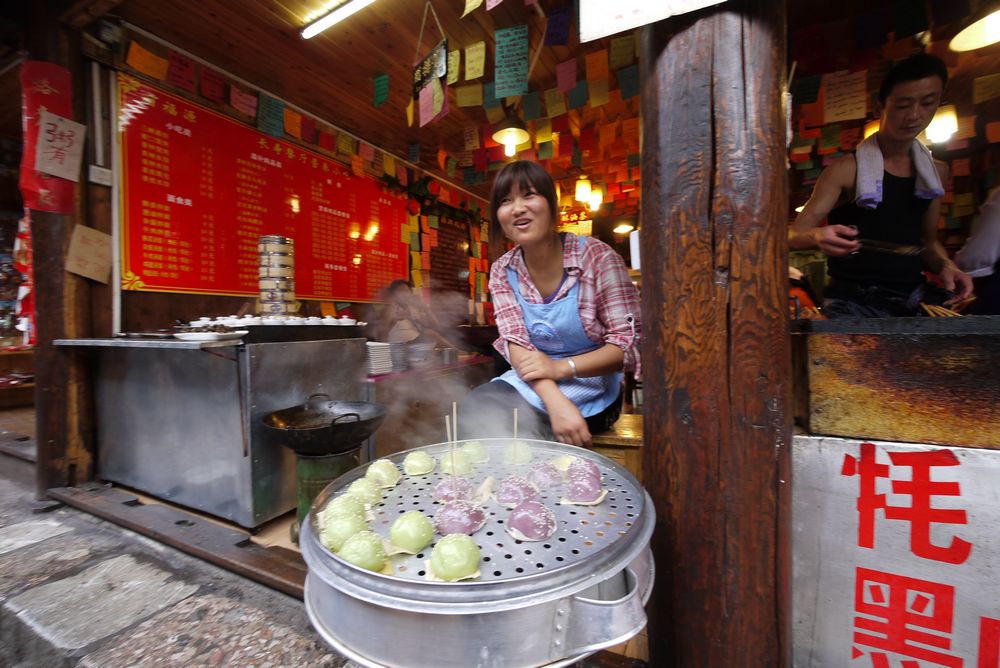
[26,2,94,497]
[638,1,790,665]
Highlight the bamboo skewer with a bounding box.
[452,402,458,443]
[445,415,456,477]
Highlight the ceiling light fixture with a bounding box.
[492,113,530,157]
[950,4,1000,51]
[613,222,635,234]
[301,0,377,39]
[574,176,591,202]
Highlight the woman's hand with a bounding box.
[513,349,569,382]
[547,395,592,447]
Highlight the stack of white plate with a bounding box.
[366,342,393,376]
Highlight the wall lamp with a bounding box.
[302,0,377,39]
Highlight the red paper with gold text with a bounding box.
[118,75,408,301]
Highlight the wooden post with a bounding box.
[26,2,95,497]
[639,1,791,665]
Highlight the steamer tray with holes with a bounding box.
[299,438,655,668]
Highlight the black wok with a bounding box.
[261,394,387,455]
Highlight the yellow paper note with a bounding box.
[953,193,974,208]
[411,270,423,288]
[431,78,444,115]
[486,106,505,124]
[383,152,395,176]
[462,0,483,18]
[466,41,486,80]
[126,41,169,80]
[974,74,1000,104]
[406,97,414,127]
[956,115,976,140]
[456,83,483,107]
[535,118,552,143]
[447,50,460,85]
[609,35,635,70]
[337,133,355,155]
[589,79,609,107]
[544,88,566,117]
[410,251,422,270]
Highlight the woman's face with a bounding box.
[496,182,555,246]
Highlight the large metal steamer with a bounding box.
[300,438,655,668]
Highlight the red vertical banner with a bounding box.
[19,61,75,213]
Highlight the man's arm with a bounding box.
[789,157,861,256]
[920,169,974,301]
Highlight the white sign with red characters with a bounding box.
[34,110,86,182]
[793,436,1000,667]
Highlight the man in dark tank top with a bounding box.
[788,54,974,317]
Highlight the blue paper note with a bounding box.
[522,91,541,120]
[537,141,553,160]
[617,65,639,100]
[257,94,285,138]
[568,80,588,109]
[495,25,529,98]
[483,81,500,109]
[408,142,420,163]
[545,7,571,46]
[373,73,389,107]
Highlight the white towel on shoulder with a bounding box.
[854,133,944,210]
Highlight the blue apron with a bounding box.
[494,240,622,418]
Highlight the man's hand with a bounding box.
[546,394,591,447]
[513,349,569,382]
[938,264,975,303]
[814,225,860,257]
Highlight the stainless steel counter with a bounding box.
[56,337,366,527]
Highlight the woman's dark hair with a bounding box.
[489,161,559,233]
[878,53,948,104]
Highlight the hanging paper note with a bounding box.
[338,132,355,155]
[495,25,529,98]
[557,59,576,93]
[987,121,1000,144]
[617,65,639,100]
[406,97,414,126]
[447,51,460,85]
[300,116,317,143]
[383,152,396,175]
[464,125,481,150]
[34,111,85,182]
[283,108,302,138]
[456,83,483,107]
[535,118,552,143]
[585,49,609,82]
[599,123,616,148]
[432,79,446,119]
[487,0,504,8]
[419,82,434,127]
[229,86,258,118]
[408,142,420,163]
[951,158,970,177]
[819,124,841,155]
[568,81,588,109]
[466,41,486,80]
[373,73,389,107]
[197,69,225,105]
[973,74,1000,104]
[410,251,422,270]
[538,141,554,160]
[351,154,365,176]
[589,79,609,107]
[359,142,375,162]
[545,7,571,46]
[257,94,285,138]
[609,35,635,70]
[319,130,336,151]
[545,88,566,117]
[822,70,867,123]
[126,41,169,80]
[522,91,541,120]
[166,52,195,92]
[483,81,500,109]
[462,0,483,17]
[956,115,976,140]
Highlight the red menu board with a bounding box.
[118,75,408,301]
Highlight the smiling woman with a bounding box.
[458,161,641,448]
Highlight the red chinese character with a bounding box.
[842,443,972,564]
[853,567,961,667]
[980,617,1000,668]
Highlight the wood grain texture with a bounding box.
[639,1,790,664]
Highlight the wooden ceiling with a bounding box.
[104,0,641,215]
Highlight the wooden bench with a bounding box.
[589,413,643,482]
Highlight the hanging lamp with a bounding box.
[493,114,530,157]
[949,4,1000,51]
[574,176,591,202]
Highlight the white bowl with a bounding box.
[337,317,357,326]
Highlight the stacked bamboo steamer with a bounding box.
[258,235,296,314]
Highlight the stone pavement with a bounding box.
[0,455,352,668]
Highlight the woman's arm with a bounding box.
[509,343,592,446]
